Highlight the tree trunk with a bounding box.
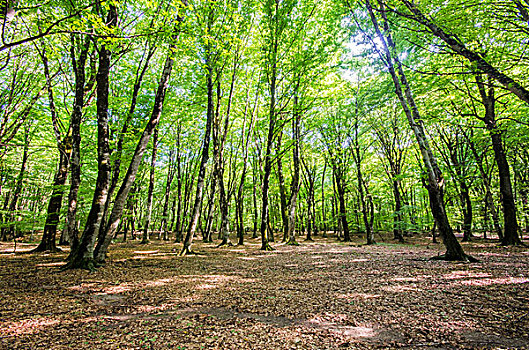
[286,94,301,246]
[203,173,217,242]
[400,0,529,105]
[94,44,178,263]
[475,75,520,245]
[160,150,175,241]
[276,133,289,242]
[66,5,117,270]
[141,127,158,244]
[366,0,472,261]
[63,36,91,250]
[180,63,214,255]
[334,164,351,242]
[4,123,31,239]
[173,131,184,242]
[392,180,405,242]
[353,112,375,245]
[34,152,68,252]
[34,45,71,253]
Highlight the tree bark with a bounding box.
[160,150,175,241]
[475,75,520,245]
[34,45,71,253]
[65,4,117,270]
[334,164,351,242]
[366,0,473,260]
[3,122,31,239]
[286,94,301,245]
[180,63,214,255]
[63,35,91,250]
[141,127,158,244]
[93,45,177,263]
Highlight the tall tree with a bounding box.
[362,0,474,261]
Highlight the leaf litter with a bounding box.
[0,234,528,349]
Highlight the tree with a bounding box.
[362,0,474,261]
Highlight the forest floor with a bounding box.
[1,233,528,349]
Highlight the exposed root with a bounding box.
[260,242,275,251]
[61,257,97,272]
[286,239,299,246]
[430,252,479,263]
[30,246,63,254]
[216,240,234,248]
[179,246,203,256]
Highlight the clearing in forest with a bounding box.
[1,235,528,349]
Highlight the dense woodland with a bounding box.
[1,0,529,269]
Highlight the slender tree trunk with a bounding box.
[286,95,301,245]
[63,36,91,250]
[34,45,71,253]
[4,123,31,239]
[276,133,289,242]
[252,161,259,239]
[160,150,175,241]
[180,64,214,255]
[66,5,117,270]
[475,75,520,245]
[235,93,256,245]
[34,152,68,252]
[173,132,184,242]
[366,0,472,260]
[334,165,351,242]
[321,161,327,237]
[94,44,178,263]
[392,180,404,242]
[203,173,216,242]
[141,128,158,244]
[353,114,374,245]
[460,183,473,242]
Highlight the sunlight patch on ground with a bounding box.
[67,282,106,293]
[457,277,529,286]
[131,254,173,260]
[35,261,65,267]
[443,271,493,280]
[180,274,257,284]
[196,284,219,290]
[1,317,60,337]
[303,313,376,338]
[335,293,382,300]
[102,284,133,294]
[132,250,159,254]
[383,285,421,293]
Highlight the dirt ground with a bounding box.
[1,233,528,349]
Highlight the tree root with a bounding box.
[430,252,479,263]
[30,246,63,254]
[179,246,203,256]
[61,257,97,272]
[286,239,299,246]
[216,240,234,248]
[260,242,275,251]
